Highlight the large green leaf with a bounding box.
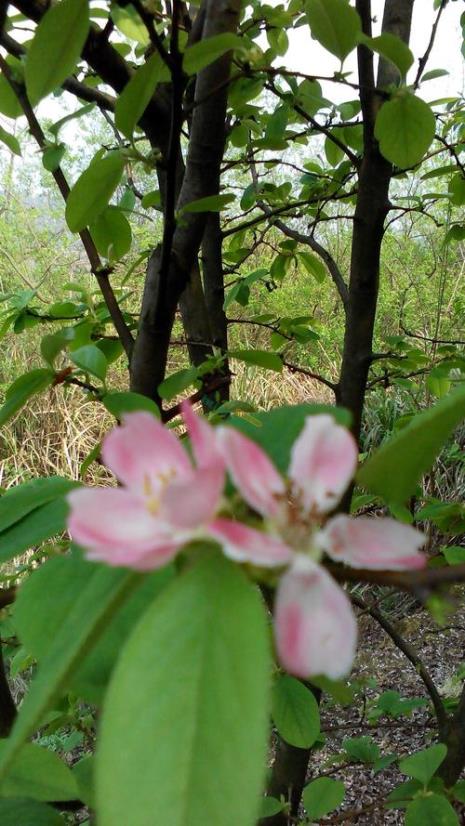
[405,794,458,826]
[306,0,361,61]
[115,52,169,138]
[0,498,73,564]
[158,367,200,400]
[0,567,139,781]
[272,675,320,748]
[0,369,54,428]
[71,344,107,382]
[361,32,414,77]
[375,91,435,168]
[96,552,271,826]
[229,349,283,372]
[0,798,65,826]
[0,124,21,156]
[399,744,447,785]
[102,391,160,420]
[0,742,78,802]
[0,476,77,533]
[181,193,236,214]
[298,251,327,283]
[89,206,132,261]
[357,385,465,504]
[229,404,351,473]
[303,777,345,820]
[25,0,90,105]
[14,553,173,704]
[183,33,243,75]
[65,152,125,233]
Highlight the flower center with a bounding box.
[142,469,177,515]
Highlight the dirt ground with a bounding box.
[311,587,465,824]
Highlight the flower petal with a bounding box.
[160,464,224,529]
[319,515,426,570]
[102,411,192,495]
[67,487,181,570]
[275,555,357,679]
[208,518,293,567]
[289,414,358,515]
[216,426,285,517]
[181,401,223,469]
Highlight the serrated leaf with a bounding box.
[65,152,125,233]
[0,369,54,428]
[306,0,361,61]
[115,52,169,138]
[375,91,435,168]
[0,567,139,782]
[96,553,271,826]
[272,675,320,748]
[357,384,465,504]
[183,33,243,75]
[25,0,89,105]
[343,736,380,764]
[70,344,107,382]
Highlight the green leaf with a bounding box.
[310,676,354,706]
[102,391,160,420]
[230,349,283,372]
[0,369,54,428]
[357,385,465,505]
[181,193,236,214]
[422,68,449,83]
[0,62,23,118]
[73,756,94,808]
[25,0,90,105]
[272,675,320,748]
[0,476,78,534]
[71,344,107,382]
[42,144,65,172]
[89,206,132,261]
[375,91,435,168]
[48,103,94,137]
[96,552,271,826]
[15,553,173,704]
[405,794,459,826]
[303,777,345,820]
[65,152,125,233]
[443,546,465,565]
[0,742,78,802]
[115,52,169,138]
[324,136,344,167]
[0,798,65,826]
[0,124,20,156]
[183,33,243,75]
[343,736,380,764]
[399,744,447,785]
[110,4,148,44]
[158,367,200,401]
[306,0,361,61]
[260,797,284,819]
[361,32,414,77]
[0,497,75,564]
[0,567,139,782]
[298,251,327,283]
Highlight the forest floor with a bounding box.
[313,586,465,824]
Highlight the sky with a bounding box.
[277,0,465,103]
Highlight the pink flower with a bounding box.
[68,404,225,571]
[214,414,426,679]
